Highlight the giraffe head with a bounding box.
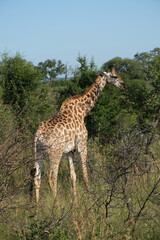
[99,67,125,88]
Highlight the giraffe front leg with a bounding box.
[49,153,61,200]
[79,145,90,191]
[49,163,59,200]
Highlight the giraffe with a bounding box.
[32,67,124,203]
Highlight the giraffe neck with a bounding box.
[81,75,106,114]
[60,75,106,117]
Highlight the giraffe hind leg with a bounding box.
[68,152,77,203]
[34,158,43,203]
[48,152,62,201]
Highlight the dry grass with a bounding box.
[0,129,160,239]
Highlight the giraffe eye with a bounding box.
[111,75,118,79]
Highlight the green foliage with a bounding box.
[0,53,42,112]
[86,86,123,140]
[0,53,53,131]
[102,48,160,135]
[26,83,54,132]
[102,56,145,80]
[58,55,98,106]
[147,50,160,121]
[0,102,17,141]
[23,218,68,240]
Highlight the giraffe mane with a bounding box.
[61,75,102,108]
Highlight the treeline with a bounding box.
[0,48,160,240]
[0,48,159,140]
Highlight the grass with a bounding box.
[1,138,160,240]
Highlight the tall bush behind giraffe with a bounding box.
[0,53,53,131]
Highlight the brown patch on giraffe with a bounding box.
[66,124,69,129]
[78,114,82,121]
[69,105,73,111]
[62,110,68,115]
[86,100,91,106]
[68,113,72,119]
[80,125,83,132]
[74,107,77,115]
[57,123,62,128]
[75,120,79,127]
[77,108,82,113]
[68,124,73,129]
[68,118,71,123]
[83,96,87,101]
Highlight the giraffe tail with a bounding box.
[29,135,37,201]
[29,167,36,200]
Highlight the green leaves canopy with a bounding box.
[0,53,42,112]
[38,59,66,81]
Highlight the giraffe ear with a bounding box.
[108,65,116,73]
[108,64,114,70]
[112,68,116,75]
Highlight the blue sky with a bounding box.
[0,0,160,68]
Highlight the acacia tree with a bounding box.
[38,59,66,81]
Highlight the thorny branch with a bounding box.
[131,177,160,235]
